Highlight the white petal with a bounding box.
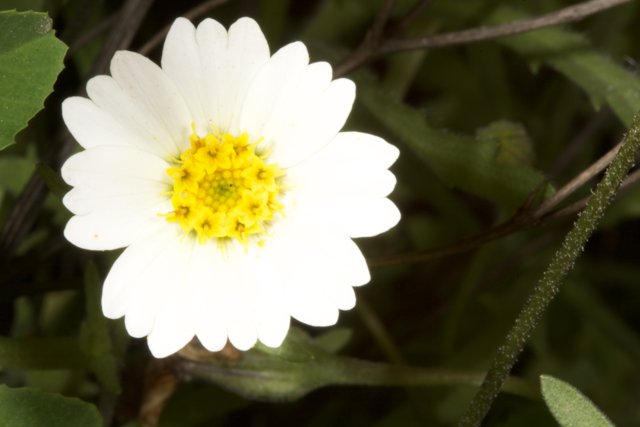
[259,61,332,152]
[292,164,397,200]
[234,41,309,139]
[329,285,356,310]
[61,145,169,187]
[250,252,290,348]
[192,243,260,352]
[290,131,400,200]
[161,18,207,131]
[297,197,401,239]
[102,227,181,319]
[264,221,359,327]
[61,145,170,215]
[327,132,400,169]
[224,246,259,351]
[148,319,194,358]
[257,308,290,348]
[191,244,229,352]
[85,76,179,158]
[109,51,192,150]
[61,146,172,250]
[103,227,196,358]
[64,204,170,251]
[147,239,197,358]
[196,17,270,133]
[194,18,228,132]
[227,318,258,351]
[62,97,155,152]
[270,78,356,167]
[63,186,170,218]
[289,132,400,194]
[288,291,339,327]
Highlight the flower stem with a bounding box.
[457,113,640,427]
[326,357,539,400]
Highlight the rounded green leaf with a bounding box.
[0,385,102,427]
[0,10,67,150]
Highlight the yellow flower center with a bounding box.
[165,132,284,245]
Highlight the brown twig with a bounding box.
[138,358,179,427]
[367,0,397,45]
[534,141,622,218]
[370,214,529,267]
[332,0,396,78]
[138,0,230,56]
[370,132,639,267]
[389,0,433,36]
[335,0,631,76]
[545,167,640,221]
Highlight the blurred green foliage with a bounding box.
[1,0,640,426]
[0,384,102,427]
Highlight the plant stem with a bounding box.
[335,0,631,76]
[457,113,640,427]
[381,0,630,54]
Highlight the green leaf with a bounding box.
[79,262,121,393]
[488,5,640,127]
[0,337,87,370]
[357,76,550,207]
[313,327,353,354]
[0,385,102,427]
[178,327,538,402]
[476,120,535,167]
[0,10,67,150]
[540,375,616,427]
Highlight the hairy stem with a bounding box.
[457,113,640,427]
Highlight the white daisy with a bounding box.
[61,17,400,358]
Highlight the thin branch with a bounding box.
[334,0,396,77]
[138,0,230,56]
[545,167,640,221]
[369,217,528,267]
[367,0,397,46]
[383,0,630,53]
[458,113,640,427]
[534,141,621,218]
[389,0,433,36]
[370,132,638,267]
[335,0,631,76]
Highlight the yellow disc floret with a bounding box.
[165,132,284,245]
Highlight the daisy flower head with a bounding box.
[61,17,400,358]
